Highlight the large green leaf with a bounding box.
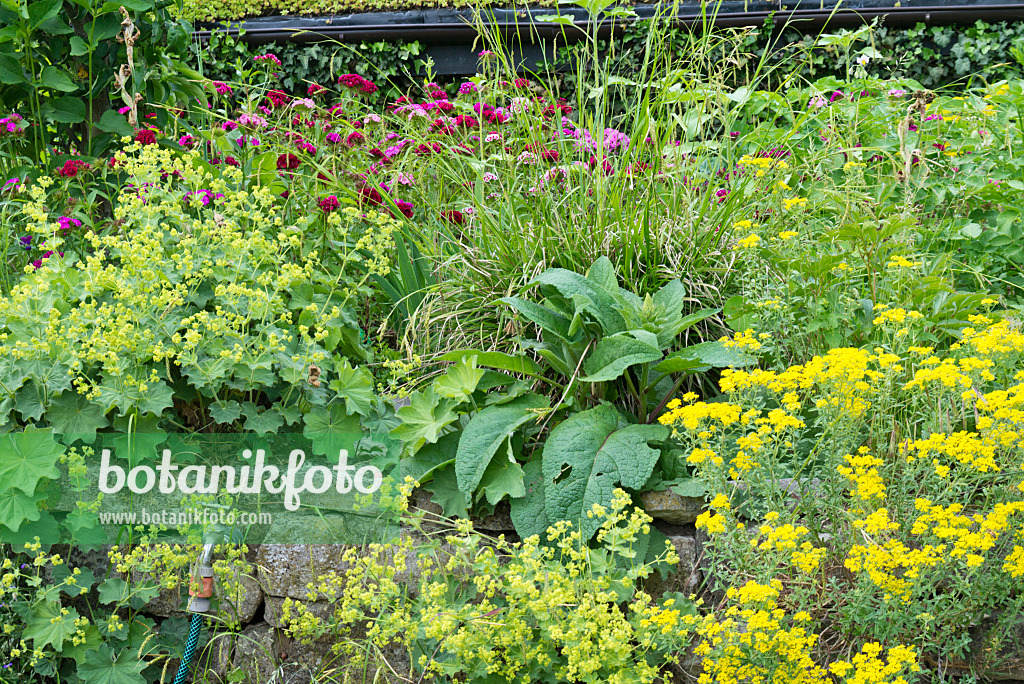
[96,109,133,137]
[499,297,574,341]
[24,601,79,650]
[425,466,468,518]
[581,334,663,382]
[655,340,756,374]
[433,355,484,403]
[78,644,147,684]
[42,96,87,123]
[38,65,77,92]
[455,393,548,499]
[390,387,459,455]
[440,350,543,376]
[302,403,361,458]
[542,405,667,540]
[400,431,458,485]
[531,266,626,334]
[477,440,526,505]
[0,489,44,532]
[27,0,61,28]
[328,358,375,416]
[0,427,63,495]
[46,391,108,443]
[509,458,549,539]
[0,53,25,84]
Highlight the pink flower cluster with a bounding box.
[338,74,378,94]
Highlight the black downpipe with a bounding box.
[192,2,1024,45]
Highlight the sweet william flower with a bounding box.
[134,129,157,145]
[318,195,340,213]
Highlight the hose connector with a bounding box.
[186,542,216,613]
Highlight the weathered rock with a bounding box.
[643,531,702,598]
[641,489,705,525]
[218,570,263,625]
[194,630,234,682]
[254,543,346,600]
[229,623,290,684]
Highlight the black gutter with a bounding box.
[192,2,1024,45]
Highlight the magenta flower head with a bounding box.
[338,74,378,94]
[254,53,282,67]
[458,81,478,95]
[318,195,340,213]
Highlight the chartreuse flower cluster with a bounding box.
[0,142,394,431]
[661,313,1024,676]
[282,488,708,684]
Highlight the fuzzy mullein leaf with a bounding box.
[542,405,667,540]
[510,458,549,538]
[454,393,547,499]
[581,333,663,382]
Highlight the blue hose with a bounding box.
[172,612,204,684]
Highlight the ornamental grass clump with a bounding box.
[660,312,1024,676]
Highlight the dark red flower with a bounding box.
[540,150,559,163]
[395,200,414,218]
[307,83,326,97]
[276,153,300,171]
[318,195,340,213]
[135,129,157,145]
[57,159,90,178]
[345,131,365,147]
[442,209,464,225]
[358,186,383,206]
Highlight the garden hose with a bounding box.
[172,542,216,684]
[172,613,205,684]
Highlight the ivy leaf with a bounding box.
[46,391,108,443]
[454,393,547,499]
[0,427,63,495]
[78,644,147,684]
[328,358,376,417]
[433,355,485,403]
[477,441,526,506]
[390,387,459,456]
[425,466,468,518]
[24,601,79,650]
[510,458,549,539]
[542,405,668,540]
[580,334,663,382]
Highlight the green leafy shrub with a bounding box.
[0,0,200,162]
[0,142,395,442]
